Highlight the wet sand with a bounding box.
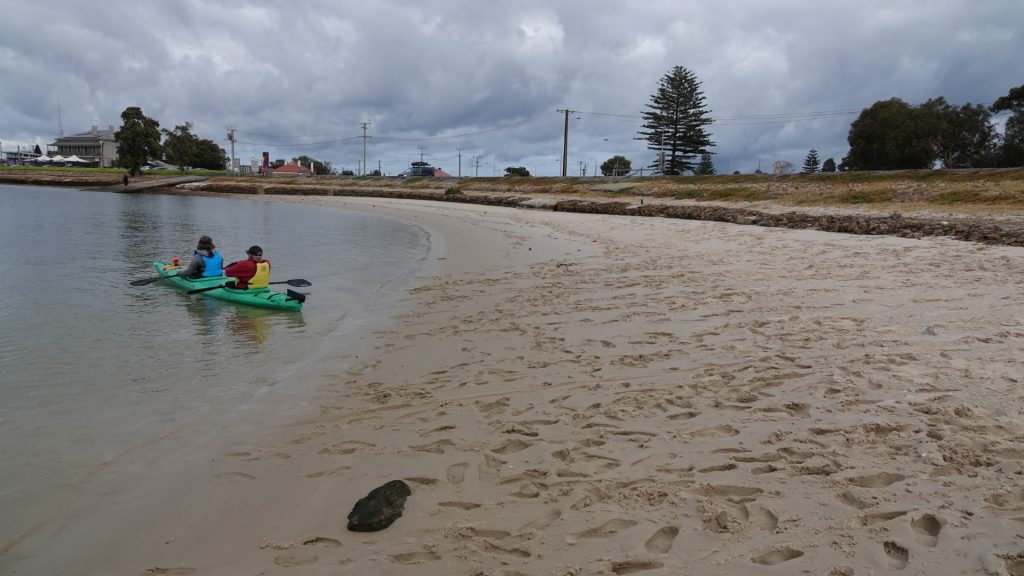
[11,195,1024,575]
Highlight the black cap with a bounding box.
[247,245,263,256]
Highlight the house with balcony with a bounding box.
[49,125,118,167]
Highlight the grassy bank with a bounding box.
[200,168,1024,212]
[4,166,1023,213]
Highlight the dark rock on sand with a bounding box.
[347,480,413,532]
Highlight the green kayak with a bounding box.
[152,261,303,311]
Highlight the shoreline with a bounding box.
[9,192,1024,575]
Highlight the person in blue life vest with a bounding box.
[177,235,224,278]
[224,245,270,289]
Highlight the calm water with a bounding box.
[0,184,431,554]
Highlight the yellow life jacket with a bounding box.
[249,260,270,289]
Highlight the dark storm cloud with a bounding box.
[2,0,1021,175]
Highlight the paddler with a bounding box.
[224,245,270,289]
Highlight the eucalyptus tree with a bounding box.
[114,106,161,176]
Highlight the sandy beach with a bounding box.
[18,194,1024,575]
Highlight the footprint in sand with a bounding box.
[566,519,638,543]
[302,537,341,548]
[668,410,700,421]
[751,547,804,566]
[911,514,941,547]
[446,462,468,485]
[438,501,481,510]
[491,439,531,454]
[644,526,679,553]
[697,463,738,473]
[304,465,351,479]
[410,439,455,454]
[857,510,908,526]
[214,472,255,481]
[883,541,909,570]
[746,505,779,531]
[390,550,441,564]
[611,560,665,574]
[689,425,740,438]
[846,472,906,488]
[519,509,562,531]
[837,490,873,510]
[695,484,764,501]
[461,527,512,540]
[478,452,505,482]
[404,477,440,486]
[273,554,318,567]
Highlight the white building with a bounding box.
[49,125,118,167]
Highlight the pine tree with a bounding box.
[802,149,820,173]
[695,153,716,175]
[637,66,715,175]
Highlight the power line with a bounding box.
[234,114,556,148]
[234,135,363,147]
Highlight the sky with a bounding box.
[1,0,1022,176]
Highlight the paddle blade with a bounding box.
[130,276,166,286]
[285,279,312,287]
[285,289,307,303]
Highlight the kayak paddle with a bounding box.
[187,281,236,294]
[186,278,312,295]
[270,279,312,287]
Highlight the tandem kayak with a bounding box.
[151,261,304,312]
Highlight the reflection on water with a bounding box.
[177,292,306,354]
[0,184,430,544]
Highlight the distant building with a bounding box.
[270,160,313,177]
[50,125,118,167]
[2,149,43,165]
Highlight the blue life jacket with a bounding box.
[201,250,224,277]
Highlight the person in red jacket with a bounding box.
[224,245,271,289]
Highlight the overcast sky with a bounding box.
[2,0,1021,176]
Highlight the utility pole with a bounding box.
[226,127,236,175]
[362,120,374,175]
[556,109,573,177]
[457,146,462,178]
[418,144,427,163]
[378,160,382,176]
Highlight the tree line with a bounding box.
[631,67,1023,175]
[113,106,334,176]
[114,107,224,175]
[842,88,1024,170]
